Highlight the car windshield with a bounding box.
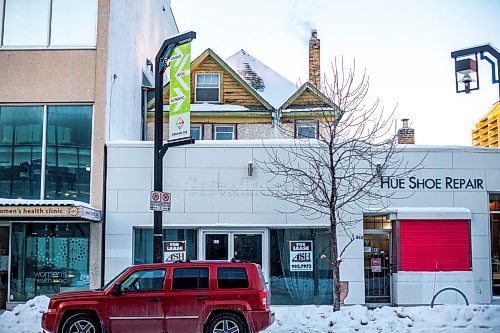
[99,267,130,291]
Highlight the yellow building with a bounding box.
[472,102,500,148]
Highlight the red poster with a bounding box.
[371,258,382,273]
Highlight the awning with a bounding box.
[0,199,101,222]
[363,207,472,220]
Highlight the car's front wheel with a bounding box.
[61,313,101,333]
[207,313,247,333]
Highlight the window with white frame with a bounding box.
[190,124,202,140]
[1,0,97,47]
[214,125,235,140]
[296,124,317,139]
[195,73,220,102]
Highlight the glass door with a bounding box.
[0,227,9,309]
[363,233,391,304]
[234,234,262,265]
[205,234,229,260]
[203,231,264,266]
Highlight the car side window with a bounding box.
[121,269,166,292]
[172,267,209,290]
[217,267,249,289]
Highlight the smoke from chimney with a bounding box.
[309,29,320,89]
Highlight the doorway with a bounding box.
[203,231,264,265]
[0,226,9,309]
[364,233,391,305]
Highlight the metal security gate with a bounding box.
[364,232,391,304]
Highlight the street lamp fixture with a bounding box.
[451,44,500,98]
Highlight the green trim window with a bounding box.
[297,125,317,139]
[0,105,92,202]
[190,124,202,140]
[195,74,220,103]
[214,125,235,140]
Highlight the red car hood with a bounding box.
[51,290,106,300]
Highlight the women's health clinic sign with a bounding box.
[290,241,313,271]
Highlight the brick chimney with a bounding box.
[309,29,320,89]
[397,118,415,144]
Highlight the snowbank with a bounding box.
[0,296,49,333]
[1,296,499,333]
[264,304,500,332]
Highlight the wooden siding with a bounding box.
[289,88,329,108]
[162,55,264,107]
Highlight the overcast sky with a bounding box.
[171,0,500,146]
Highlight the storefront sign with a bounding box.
[290,241,313,271]
[0,205,101,221]
[163,241,186,262]
[380,176,484,190]
[169,42,191,140]
[34,271,69,286]
[371,258,382,273]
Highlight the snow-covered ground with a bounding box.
[1,296,499,333]
[264,304,500,333]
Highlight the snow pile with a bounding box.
[0,296,49,333]
[264,304,500,332]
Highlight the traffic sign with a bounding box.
[150,191,171,211]
[161,192,171,211]
[150,191,162,211]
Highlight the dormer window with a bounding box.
[195,73,220,103]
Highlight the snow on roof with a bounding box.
[0,198,97,209]
[163,104,250,112]
[225,49,297,109]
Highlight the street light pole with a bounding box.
[451,43,500,100]
[153,31,196,264]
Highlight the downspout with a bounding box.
[100,144,108,287]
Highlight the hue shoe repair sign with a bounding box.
[290,241,313,271]
[169,42,191,140]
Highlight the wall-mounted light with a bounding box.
[85,165,91,172]
[247,161,253,177]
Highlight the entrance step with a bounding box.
[492,297,500,305]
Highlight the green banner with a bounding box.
[169,42,191,140]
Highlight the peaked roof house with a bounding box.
[147,30,337,140]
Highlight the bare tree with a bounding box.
[258,58,420,311]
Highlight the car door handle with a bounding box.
[147,297,161,302]
[194,296,208,301]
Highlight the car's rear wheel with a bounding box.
[207,313,247,333]
[61,313,101,333]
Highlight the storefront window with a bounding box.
[1,0,97,47]
[270,229,333,305]
[0,106,43,199]
[134,228,198,265]
[10,223,90,302]
[45,106,92,202]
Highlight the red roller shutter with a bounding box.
[399,219,471,271]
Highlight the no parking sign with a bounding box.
[150,191,171,211]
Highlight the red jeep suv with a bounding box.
[42,261,274,333]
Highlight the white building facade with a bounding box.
[104,141,500,306]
